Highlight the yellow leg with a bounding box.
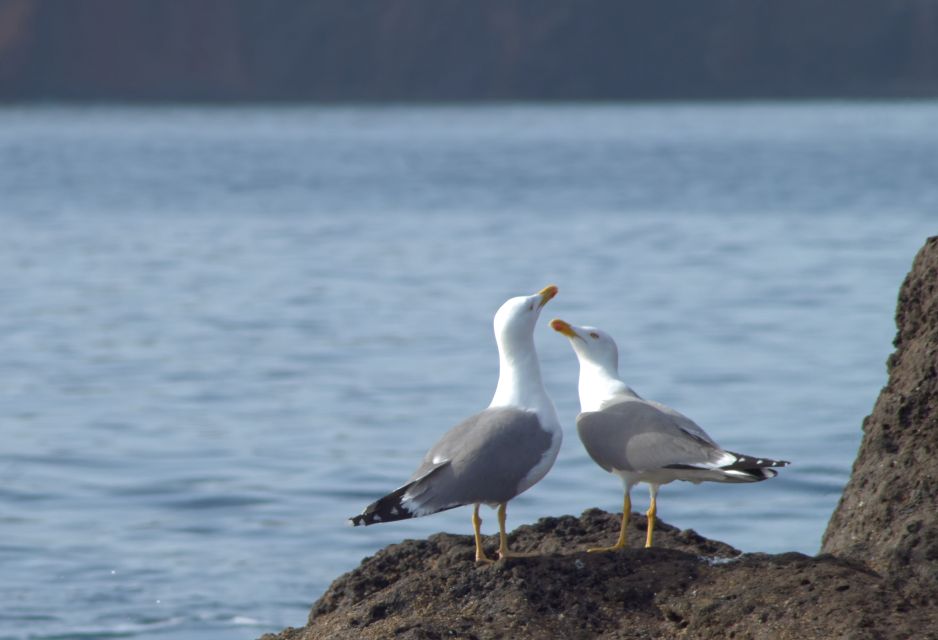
[588,492,631,553]
[472,503,493,564]
[497,503,510,558]
[645,489,657,548]
[493,503,536,559]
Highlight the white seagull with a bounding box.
[350,286,563,563]
[551,319,788,552]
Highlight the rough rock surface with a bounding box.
[261,510,932,640]
[822,236,938,604]
[262,237,938,640]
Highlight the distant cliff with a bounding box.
[2,0,938,102]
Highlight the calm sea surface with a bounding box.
[1,103,936,639]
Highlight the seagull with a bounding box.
[550,319,788,552]
[349,286,563,563]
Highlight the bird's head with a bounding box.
[493,285,558,346]
[549,319,619,375]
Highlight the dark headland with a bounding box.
[261,237,938,640]
[2,1,938,102]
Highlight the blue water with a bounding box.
[0,102,935,639]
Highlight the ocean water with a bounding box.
[0,102,935,639]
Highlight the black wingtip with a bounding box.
[723,451,791,471]
[349,483,419,527]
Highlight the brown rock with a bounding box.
[261,510,933,640]
[822,235,938,603]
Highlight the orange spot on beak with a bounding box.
[550,318,578,338]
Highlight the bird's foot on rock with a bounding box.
[587,543,627,553]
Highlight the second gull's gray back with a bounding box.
[576,400,723,473]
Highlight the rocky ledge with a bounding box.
[262,237,938,640]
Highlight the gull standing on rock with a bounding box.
[550,319,789,552]
[350,286,563,563]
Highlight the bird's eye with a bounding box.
[589,332,600,339]
[528,304,534,311]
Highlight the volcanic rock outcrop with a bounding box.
[822,235,938,606]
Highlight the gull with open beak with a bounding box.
[551,319,788,552]
[350,286,563,563]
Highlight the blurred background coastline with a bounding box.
[2,0,938,103]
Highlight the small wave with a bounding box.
[20,611,267,640]
[164,495,272,510]
[25,615,185,640]
[699,555,740,566]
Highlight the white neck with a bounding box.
[490,333,551,412]
[577,360,638,412]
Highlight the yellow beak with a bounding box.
[537,285,558,309]
[550,318,579,339]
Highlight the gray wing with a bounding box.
[577,400,723,473]
[403,407,553,513]
[644,399,719,447]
